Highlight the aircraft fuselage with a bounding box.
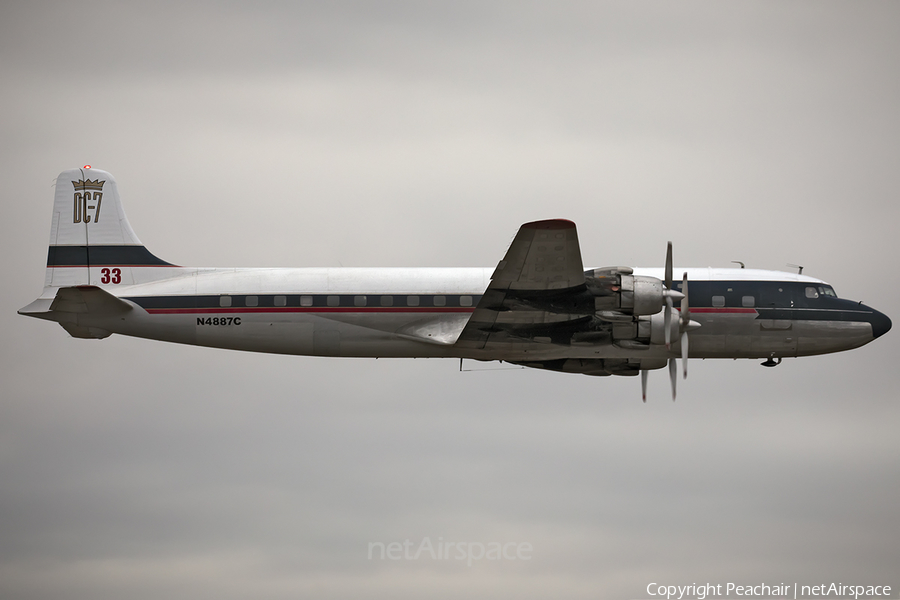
[24,265,889,362]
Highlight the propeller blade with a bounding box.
[681,271,689,380]
[665,242,673,291]
[664,296,673,349]
[668,357,677,401]
[641,369,648,402]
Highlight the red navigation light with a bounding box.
[83,165,91,169]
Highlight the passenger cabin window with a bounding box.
[460,295,473,307]
[219,295,232,307]
[433,295,446,307]
[274,295,287,307]
[354,295,367,307]
[805,287,819,299]
[300,295,313,307]
[380,296,393,307]
[407,295,420,307]
[712,295,725,307]
[741,296,755,308]
[327,295,340,307]
[245,295,258,307]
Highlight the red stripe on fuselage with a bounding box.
[146,306,754,315]
[146,307,476,315]
[685,308,758,314]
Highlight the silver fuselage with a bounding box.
[24,266,889,362]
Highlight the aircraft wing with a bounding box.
[489,218,585,292]
[456,219,591,350]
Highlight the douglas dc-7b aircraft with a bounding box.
[19,167,892,400]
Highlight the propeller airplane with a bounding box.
[20,168,892,400]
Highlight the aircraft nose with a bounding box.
[867,307,892,339]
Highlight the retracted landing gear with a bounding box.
[761,355,782,367]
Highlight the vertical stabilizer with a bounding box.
[44,167,181,289]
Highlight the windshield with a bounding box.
[805,285,838,299]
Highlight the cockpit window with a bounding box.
[805,287,819,299]
[819,286,837,298]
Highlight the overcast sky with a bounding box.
[2,2,899,599]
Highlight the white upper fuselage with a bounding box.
[120,266,827,297]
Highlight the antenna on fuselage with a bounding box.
[731,261,745,269]
[786,263,804,275]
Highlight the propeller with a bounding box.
[645,244,699,402]
[641,369,648,403]
[662,242,685,350]
[681,271,690,380]
[669,270,692,399]
[668,357,677,401]
[664,242,674,349]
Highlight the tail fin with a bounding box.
[43,167,180,289]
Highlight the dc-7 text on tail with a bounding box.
[20,167,891,400]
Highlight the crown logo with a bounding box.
[72,179,105,191]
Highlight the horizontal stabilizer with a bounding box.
[59,322,112,339]
[49,286,133,315]
[19,286,129,339]
[17,297,54,315]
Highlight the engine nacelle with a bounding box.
[585,269,665,316]
[619,275,665,316]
